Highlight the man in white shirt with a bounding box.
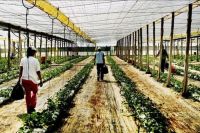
[19,47,43,114]
[94,47,105,81]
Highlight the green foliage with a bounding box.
[176,68,200,81]
[0,88,12,98]
[19,62,93,132]
[107,56,168,132]
[139,65,200,101]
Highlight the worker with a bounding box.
[156,48,169,72]
[19,47,43,114]
[94,47,105,81]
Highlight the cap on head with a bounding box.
[30,46,37,51]
[97,47,101,51]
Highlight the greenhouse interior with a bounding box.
[0,0,199,133]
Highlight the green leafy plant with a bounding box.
[107,56,168,132]
[19,62,93,132]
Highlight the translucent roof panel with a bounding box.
[0,0,198,46]
[49,0,195,45]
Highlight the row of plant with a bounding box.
[18,62,93,133]
[0,56,88,106]
[138,65,200,102]
[53,56,79,64]
[0,58,20,74]
[175,68,200,81]
[41,55,87,82]
[0,56,80,85]
[107,56,168,132]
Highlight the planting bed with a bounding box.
[113,56,200,133]
[0,57,93,133]
[57,62,143,133]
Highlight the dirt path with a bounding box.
[0,57,93,133]
[113,56,200,133]
[57,65,144,133]
[174,75,200,88]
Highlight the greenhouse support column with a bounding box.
[157,17,164,80]
[7,27,11,69]
[181,39,183,56]
[34,33,37,57]
[134,31,137,65]
[0,45,1,59]
[190,38,193,60]
[19,30,22,59]
[132,32,134,64]
[182,4,192,96]
[153,21,156,71]
[197,37,199,61]
[4,40,6,58]
[140,28,143,69]
[50,37,53,59]
[59,39,61,58]
[129,35,131,62]
[34,33,36,48]
[54,38,56,60]
[27,31,30,48]
[167,12,175,86]
[45,36,48,60]
[137,30,140,67]
[146,25,150,73]
[121,39,123,59]
[39,35,42,58]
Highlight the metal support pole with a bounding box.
[19,30,22,59]
[40,35,42,58]
[50,37,53,59]
[45,36,48,59]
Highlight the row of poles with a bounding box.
[4,28,77,69]
[116,4,198,96]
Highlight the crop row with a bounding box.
[0,56,88,106]
[175,68,200,81]
[0,56,79,85]
[18,62,93,133]
[107,56,168,132]
[140,66,200,102]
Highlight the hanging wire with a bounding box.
[22,0,36,47]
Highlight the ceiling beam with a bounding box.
[26,0,95,44]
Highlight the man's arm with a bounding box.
[37,71,43,87]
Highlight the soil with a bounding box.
[0,57,92,133]
[113,56,200,133]
[57,64,144,133]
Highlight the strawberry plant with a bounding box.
[138,64,200,101]
[107,56,168,132]
[18,62,93,132]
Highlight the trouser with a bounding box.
[22,79,38,112]
[97,64,104,80]
[161,59,166,72]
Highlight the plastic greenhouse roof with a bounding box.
[0,0,199,46]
